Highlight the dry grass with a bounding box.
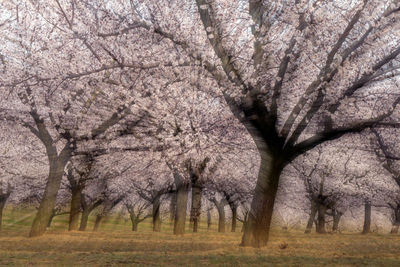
[1,209,400,266]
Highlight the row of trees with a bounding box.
[2,0,400,247]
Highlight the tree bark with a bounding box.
[169,192,177,225]
[390,205,400,234]
[30,157,69,237]
[132,219,138,231]
[231,205,237,232]
[362,202,371,234]
[241,152,284,247]
[207,208,212,230]
[316,203,327,234]
[217,205,225,233]
[0,198,6,231]
[305,201,317,234]
[93,214,103,231]
[152,195,161,232]
[332,211,342,233]
[174,183,189,235]
[68,187,82,231]
[191,185,202,233]
[79,209,91,231]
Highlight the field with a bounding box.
[1,209,400,266]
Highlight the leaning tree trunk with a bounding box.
[174,183,189,235]
[191,185,202,233]
[316,203,327,234]
[362,202,371,234]
[153,195,161,232]
[391,205,400,234]
[217,204,226,233]
[68,187,82,231]
[305,201,317,234]
[230,205,237,232]
[79,208,91,231]
[241,151,284,247]
[93,214,104,232]
[30,158,69,237]
[130,214,139,231]
[332,211,342,233]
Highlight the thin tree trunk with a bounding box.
[153,196,161,232]
[217,205,225,233]
[93,214,103,231]
[241,212,248,233]
[30,159,68,237]
[241,153,284,247]
[191,186,202,233]
[170,192,177,225]
[332,211,342,233]
[174,183,189,235]
[391,205,400,234]
[231,205,237,232]
[0,198,7,231]
[207,208,212,230]
[305,201,317,234]
[68,187,82,231]
[362,202,371,234]
[79,209,90,231]
[316,203,327,234]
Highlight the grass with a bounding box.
[1,208,400,266]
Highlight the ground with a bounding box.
[1,209,400,266]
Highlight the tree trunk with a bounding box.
[153,196,161,232]
[316,203,327,234]
[241,153,284,247]
[362,202,371,234]
[79,209,91,231]
[332,211,342,233]
[170,192,177,225]
[217,205,225,233]
[93,214,103,231]
[191,185,202,233]
[0,198,7,231]
[130,215,139,231]
[231,205,237,232]
[390,205,400,234]
[305,201,317,234]
[241,212,248,233]
[174,183,189,235]
[30,158,68,237]
[207,208,212,230]
[68,187,82,231]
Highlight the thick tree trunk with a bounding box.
[170,192,177,225]
[316,204,327,234]
[68,187,82,231]
[153,196,161,232]
[30,159,68,237]
[305,201,317,234]
[362,202,371,234]
[191,185,202,233]
[217,205,225,233]
[79,209,91,231]
[130,215,139,231]
[390,205,400,234]
[241,153,284,247]
[0,198,7,231]
[93,214,103,231]
[332,211,342,233]
[231,206,237,232]
[174,183,189,235]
